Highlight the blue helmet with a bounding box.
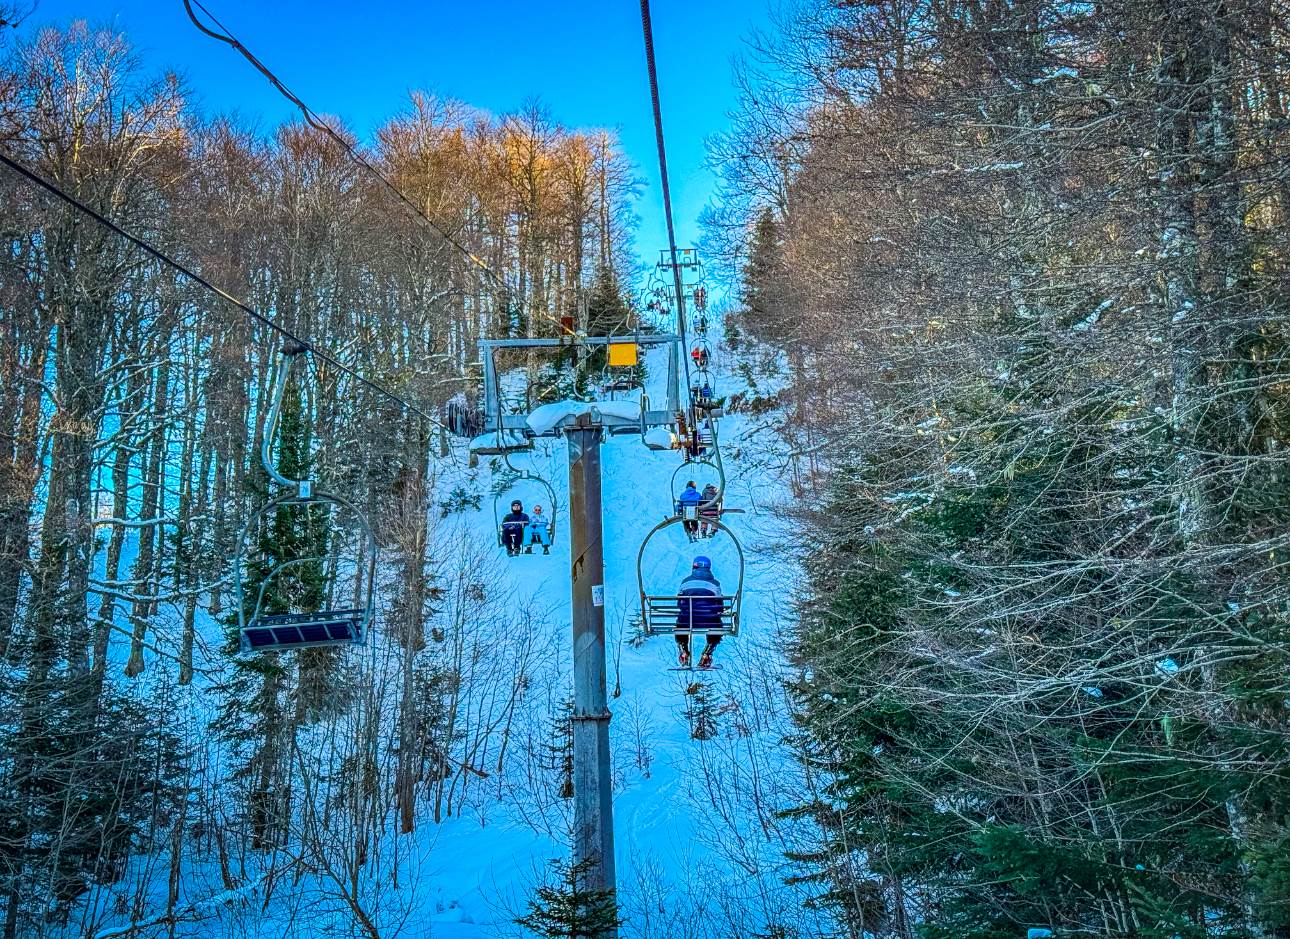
[693,556,712,570]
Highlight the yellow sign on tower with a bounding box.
[607,342,638,367]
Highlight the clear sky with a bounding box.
[27,0,773,275]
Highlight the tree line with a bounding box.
[0,19,635,936]
[721,0,1290,936]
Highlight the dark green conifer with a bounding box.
[515,856,623,939]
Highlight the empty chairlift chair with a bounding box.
[235,345,377,653]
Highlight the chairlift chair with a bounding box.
[494,472,558,552]
[636,515,745,638]
[471,432,534,457]
[235,347,377,653]
[670,454,726,516]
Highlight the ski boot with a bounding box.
[678,649,691,668]
[699,651,714,670]
[543,546,550,555]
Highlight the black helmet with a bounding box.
[511,500,522,510]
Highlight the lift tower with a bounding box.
[476,333,684,936]
[566,411,614,907]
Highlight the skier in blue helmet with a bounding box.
[675,555,724,669]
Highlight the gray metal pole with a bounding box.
[564,412,617,934]
[667,336,679,415]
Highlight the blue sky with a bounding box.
[28,0,773,271]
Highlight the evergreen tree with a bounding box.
[542,697,576,800]
[738,208,787,346]
[585,264,632,339]
[579,264,636,392]
[684,681,720,741]
[786,372,1290,936]
[515,856,624,939]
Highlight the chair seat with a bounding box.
[472,439,533,456]
[642,596,738,636]
[241,609,366,651]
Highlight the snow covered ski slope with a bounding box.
[75,345,825,939]
[405,345,810,936]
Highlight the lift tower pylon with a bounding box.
[565,412,616,934]
[475,330,686,936]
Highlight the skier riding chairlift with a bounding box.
[676,556,723,669]
[524,504,552,555]
[698,483,721,538]
[677,480,703,541]
[501,500,528,557]
[693,382,723,414]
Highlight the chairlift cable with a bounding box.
[638,0,695,409]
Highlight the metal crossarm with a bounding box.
[481,334,684,433]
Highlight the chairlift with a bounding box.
[600,370,642,397]
[470,429,534,457]
[474,351,537,456]
[235,345,376,653]
[671,449,725,510]
[679,409,720,459]
[690,367,715,392]
[636,515,744,638]
[689,371,722,415]
[493,470,558,556]
[689,343,712,371]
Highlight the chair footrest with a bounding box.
[251,609,365,626]
[645,625,737,636]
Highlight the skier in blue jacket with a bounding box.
[675,556,724,669]
[524,504,551,555]
[677,480,703,540]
